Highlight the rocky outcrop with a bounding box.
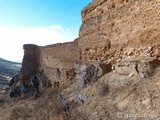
[114,58,160,79]
[9,70,51,98]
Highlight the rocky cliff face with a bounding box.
[0,0,160,120]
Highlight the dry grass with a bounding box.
[0,87,87,120]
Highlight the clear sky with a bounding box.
[0,0,91,62]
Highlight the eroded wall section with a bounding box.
[79,0,160,63]
[39,41,79,86]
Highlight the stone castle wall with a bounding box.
[79,0,160,63]
[39,41,79,85]
[22,41,79,86]
[21,0,160,86]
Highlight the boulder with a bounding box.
[75,62,112,88]
[114,58,160,79]
[9,71,51,98]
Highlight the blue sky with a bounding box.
[0,0,91,61]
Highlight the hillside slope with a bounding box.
[0,58,21,89]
